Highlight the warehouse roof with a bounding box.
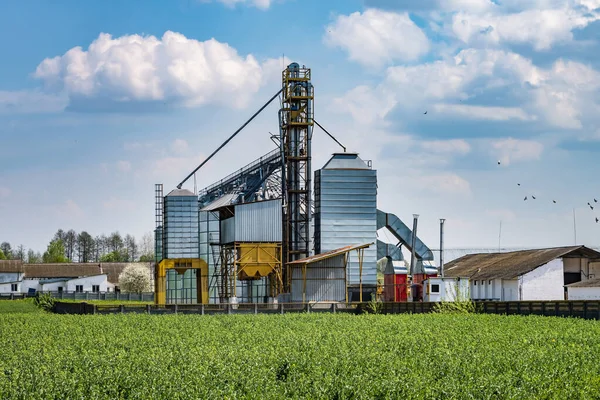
[444,246,600,280]
[0,260,24,273]
[566,277,600,288]
[287,243,374,265]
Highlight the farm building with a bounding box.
[444,246,600,301]
[566,278,600,300]
[422,277,470,302]
[0,260,153,293]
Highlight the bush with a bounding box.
[118,263,153,293]
[432,281,477,314]
[33,293,56,312]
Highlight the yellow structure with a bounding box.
[155,258,209,306]
[220,242,283,301]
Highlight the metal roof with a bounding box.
[445,246,600,280]
[566,277,600,288]
[200,193,238,211]
[15,262,151,284]
[165,188,196,197]
[321,153,370,170]
[287,243,374,265]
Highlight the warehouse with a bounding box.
[444,246,600,301]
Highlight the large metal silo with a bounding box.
[314,153,378,298]
[163,188,199,259]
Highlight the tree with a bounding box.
[53,229,66,243]
[99,250,127,263]
[138,232,154,262]
[0,249,6,260]
[0,242,12,259]
[118,263,153,293]
[64,229,77,261]
[43,240,70,263]
[27,249,42,264]
[15,245,25,261]
[124,234,137,262]
[108,232,124,254]
[77,231,94,262]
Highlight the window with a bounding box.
[11,283,17,292]
[474,281,477,285]
[57,287,63,293]
[431,284,440,293]
[489,280,492,285]
[92,285,100,293]
[481,280,485,285]
[75,285,83,293]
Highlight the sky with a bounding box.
[1,0,600,254]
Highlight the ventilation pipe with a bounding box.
[409,214,419,276]
[440,219,445,277]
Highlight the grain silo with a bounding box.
[314,153,378,301]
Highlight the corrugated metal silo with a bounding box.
[314,153,378,292]
[163,188,199,259]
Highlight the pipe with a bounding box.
[313,119,346,152]
[410,214,419,276]
[177,87,284,189]
[440,219,445,277]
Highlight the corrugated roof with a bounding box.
[287,243,374,265]
[566,277,600,288]
[321,153,370,170]
[0,260,24,273]
[444,246,600,280]
[166,188,196,197]
[200,193,239,211]
[17,262,152,284]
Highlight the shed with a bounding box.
[566,278,600,300]
[445,246,600,301]
[289,243,373,303]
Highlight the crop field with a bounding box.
[0,308,599,399]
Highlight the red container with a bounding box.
[384,273,408,302]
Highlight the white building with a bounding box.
[0,260,153,293]
[566,278,600,300]
[444,246,600,301]
[422,277,470,302]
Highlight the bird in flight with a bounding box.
[553,200,557,204]
[524,196,528,201]
[595,198,598,203]
[517,183,521,186]
[532,196,536,200]
[424,111,427,115]
[596,217,599,223]
[588,203,594,210]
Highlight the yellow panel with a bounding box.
[236,243,281,280]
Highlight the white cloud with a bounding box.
[431,103,535,121]
[421,139,471,155]
[171,139,189,154]
[331,85,396,125]
[116,161,132,172]
[486,208,517,222]
[451,8,598,50]
[34,31,283,110]
[324,9,430,67]
[416,173,472,196]
[212,0,273,9]
[56,199,84,218]
[491,138,544,166]
[0,90,67,114]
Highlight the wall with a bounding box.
[567,287,600,300]
[501,280,519,301]
[520,259,564,300]
[0,272,22,284]
[234,199,282,242]
[590,262,600,279]
[470,278,502,300]
[65,275,109,292]
[291,255,346,303]
[41,281,68,292]
[425,278,469,302]
[0,282,19,293]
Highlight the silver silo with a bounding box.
[314,153,377,299]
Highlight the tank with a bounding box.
[314,153,378,290]
[163,188,199,259]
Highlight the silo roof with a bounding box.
[166,188,196,197]
[322,153,370,170]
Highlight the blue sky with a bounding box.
[1,0,600,254]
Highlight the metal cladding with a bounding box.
[376,210,434,261]
[163,188,199,259]
[199,210,220,301]
[291,254,346,302]
[219,199,282,244]
[377,240,403,261]
[314,153,378,286]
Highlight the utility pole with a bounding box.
[440,218,445,277]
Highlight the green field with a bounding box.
[0,306,599,399]
[0,299,40,314]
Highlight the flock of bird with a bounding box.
[496,160,599,224]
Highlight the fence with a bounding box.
[50,300,600,320]
[0,291,155,302]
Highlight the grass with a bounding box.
[0,299,40,314]
[0,313,599,399]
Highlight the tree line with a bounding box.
[0,229,154,264]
